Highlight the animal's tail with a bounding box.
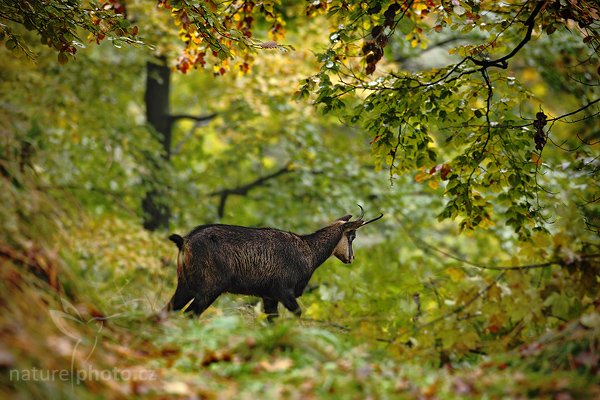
[164,233,188,315]
[169,233,187,280]
[169,233,184,250]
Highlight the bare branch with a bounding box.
[171,112,218,156]
[169,113,218,123]
[210,163,293,218]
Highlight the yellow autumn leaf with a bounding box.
[414,172,430,183]
[446,267,465,282]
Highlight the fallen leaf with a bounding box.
[259,357,293,372]
[163,381,192,395]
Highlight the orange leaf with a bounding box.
[414,172,430,183]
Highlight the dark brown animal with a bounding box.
[165,206,383,319]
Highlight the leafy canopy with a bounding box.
[134,0,599,236]
[3,1,598,235]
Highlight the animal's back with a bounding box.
[186,224,298,248]
[183,224,310,295]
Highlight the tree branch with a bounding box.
[548,97,600,123]
[437,97,600,133]
[470,1,545,69]
[169,112,218,123]
[171,112,218,156]
[210,163,293,218]
[393,213,600,271]
[169,112,217,156]
[385,1,546,92]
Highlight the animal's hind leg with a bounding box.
[168,284,196,313]
[263,297,279,321]
[279,292,302,317]
[169,284,220,317]
[188,292,221,316]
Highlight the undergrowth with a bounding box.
[1,215,599,399]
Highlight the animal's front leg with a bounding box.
[279,291,302,317]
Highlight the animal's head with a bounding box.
[332,205,383,264]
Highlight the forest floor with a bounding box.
[1,217,599,399]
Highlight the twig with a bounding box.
[417,271,506,331]
[548,97,600,123]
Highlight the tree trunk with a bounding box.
[142,59,171,231]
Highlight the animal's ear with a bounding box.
[336,214,352,223]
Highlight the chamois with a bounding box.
[165,206,383,319]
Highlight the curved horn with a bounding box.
[360,213,383,227]
[356,204,365,221]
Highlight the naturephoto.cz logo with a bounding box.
[9,298,157,384]
[9,365,156,383]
